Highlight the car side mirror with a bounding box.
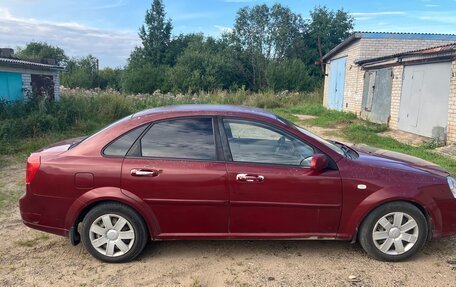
[310,154,329,171]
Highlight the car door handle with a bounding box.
[236,173,265,183]
[130,169,161,177]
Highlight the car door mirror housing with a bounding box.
[310,154,329,171]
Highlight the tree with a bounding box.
[171,35,244,92]
[16,42,68,65]
[230,4,305,90]
[61,55,99,89]
[266,59,313,92]
[99,67,122,90]
[303,6,354,77]
[139,0,172,65]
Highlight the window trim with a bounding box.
[127,116,223,162]
[219,116,327,168]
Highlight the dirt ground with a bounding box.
[1,154,456,286]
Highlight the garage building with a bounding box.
[0,48,64,101]
[356,44,456,143]
[322,32,456,144]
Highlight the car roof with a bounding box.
[131,104,279,121]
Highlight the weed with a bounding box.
[15,234,49,247]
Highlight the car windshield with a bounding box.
[277,116,346,157]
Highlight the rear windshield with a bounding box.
[69,115,132,149]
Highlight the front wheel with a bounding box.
[81,202,148,263]
[359,202,428,262]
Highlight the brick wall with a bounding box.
[389,65,404,130]
[447,59,456,144]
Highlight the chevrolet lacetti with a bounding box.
[20,105,456,263]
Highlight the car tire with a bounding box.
[359,201,428,262]
[81,202,148,263]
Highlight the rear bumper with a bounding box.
[21,218,68,237]
[19,187,71,237]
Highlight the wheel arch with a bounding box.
[65,187,158,245]
[356,200,435,242]
[339,196,442,243]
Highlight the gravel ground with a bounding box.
[1,152,455,286]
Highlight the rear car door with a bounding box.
[221,118,342,237]
[120,117,229,238]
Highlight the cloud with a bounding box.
[173,12,216,20]
[224,0,257,2]
[214,25,233,34]
[414,11,456,25]
[351,11,407,17]
[91,0,127,10]
[425,4,439,7]
[0,8,140,68]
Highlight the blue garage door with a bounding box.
[0,71,23,101]
[327,57,347,111]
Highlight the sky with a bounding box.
[0,0,455,68]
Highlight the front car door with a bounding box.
[221,118,342,237]
[120,117,229,238]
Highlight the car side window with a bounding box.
[141,118,216,160]
[223,119,314,166]
[103,125,147,156]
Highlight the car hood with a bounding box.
[351,144,449,177]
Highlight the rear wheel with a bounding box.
[359,202,428,261]
[81,202,148,263]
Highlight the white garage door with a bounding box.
[398,62,452,138]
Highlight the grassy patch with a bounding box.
[0,156,24,214]
[340,123,456,175]
[15,234,49,247]
[273,103,357,128]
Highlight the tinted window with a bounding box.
[104,125,147,156]
[141,118,216,160]
[223,119,314,166]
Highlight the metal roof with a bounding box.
[322,31,456,61]
[0,57,64,71]
[355,43,456,66]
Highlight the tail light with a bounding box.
[26,154,41,184]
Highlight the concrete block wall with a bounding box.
[388,65,404,130]
[359,39,456,60]
[323,39,363,114]
[21,73,31,98]
[323,63,330,108]
[324,37,456,117]
[447,59,456,144]
[53,73,60,100]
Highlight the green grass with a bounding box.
[15,234,49,247]
[273,103,357,128]
[341,123,456,175]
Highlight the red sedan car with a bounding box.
[20,105,456,262]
